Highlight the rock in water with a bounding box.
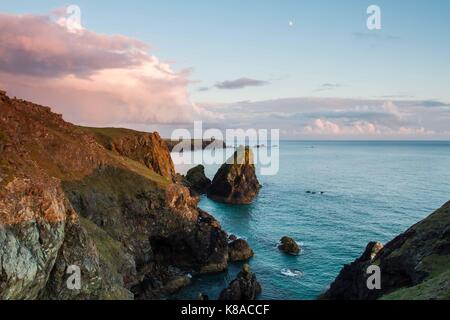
[185,165,211,195]
[228,239,254,262]
[322,201,450,300]
[207,147,261,204]
[278,236,300,255]
[219,264,262,300]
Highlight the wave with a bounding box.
[280,268,304,278]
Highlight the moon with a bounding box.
[288,21,294,27]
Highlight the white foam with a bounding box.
[280,268,304,278]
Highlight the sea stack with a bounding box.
[218,264,262,300]
[185,165,211,195]
[207,146,261,204]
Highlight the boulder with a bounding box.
[219,264,262,300]
[228,239,254,262]
[207,147,261,204]
[278,236,300,255]
[185,165,211,195]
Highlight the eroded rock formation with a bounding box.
[207,147,261,204]
[218,264,262,300]
[185,165,211,195]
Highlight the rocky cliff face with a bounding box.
[80,127,176,181]
[322,201,450,300]
[207,147,261,204]
[0,92,228,300]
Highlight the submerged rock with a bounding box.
[219,264,262,300]
[228,239,254,262]
[278,236,300,255]
[185,165,211,195]
[207,147,261,204]
[322,201,450,300]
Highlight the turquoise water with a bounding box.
[172,141,450,300]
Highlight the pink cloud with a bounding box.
[0,12,199,125]
[304,119,380,136]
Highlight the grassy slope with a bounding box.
[381,203,450,300]
[382,256,450,300]
[78,126,170,187]
[78,126,146,149]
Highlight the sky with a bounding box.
[0,0,449,139]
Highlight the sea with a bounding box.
[171,141,450,300]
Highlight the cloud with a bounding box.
[199,97,450,139]
[0,11,211,126]
[215,78,270,90]
[314,83,342,92]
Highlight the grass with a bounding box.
[78,126,146,149]
[380,203,450,301]
[109,151,170,187]
[0,130,6,143]
[381,267,450,300]
[79,216,129,276]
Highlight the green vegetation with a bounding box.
[109,151,170,187]
[0,129,6,143]
[79,216,129,277]
[380,206,450,301]
[78,126,145,149]
[381,267,450,300]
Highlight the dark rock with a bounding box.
[228,239,254,262]
[278,236,300,255]
[219,264,262,300]
[207,147,261,204]
[185,165,211,195]
[228,234,238,242]
[197,293,209,300]
[322,201,450,300]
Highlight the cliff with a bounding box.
[79,127,176,181]
[322,201,450,300]
[0,92,228,299]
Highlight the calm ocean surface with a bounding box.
[172,141,450,300]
